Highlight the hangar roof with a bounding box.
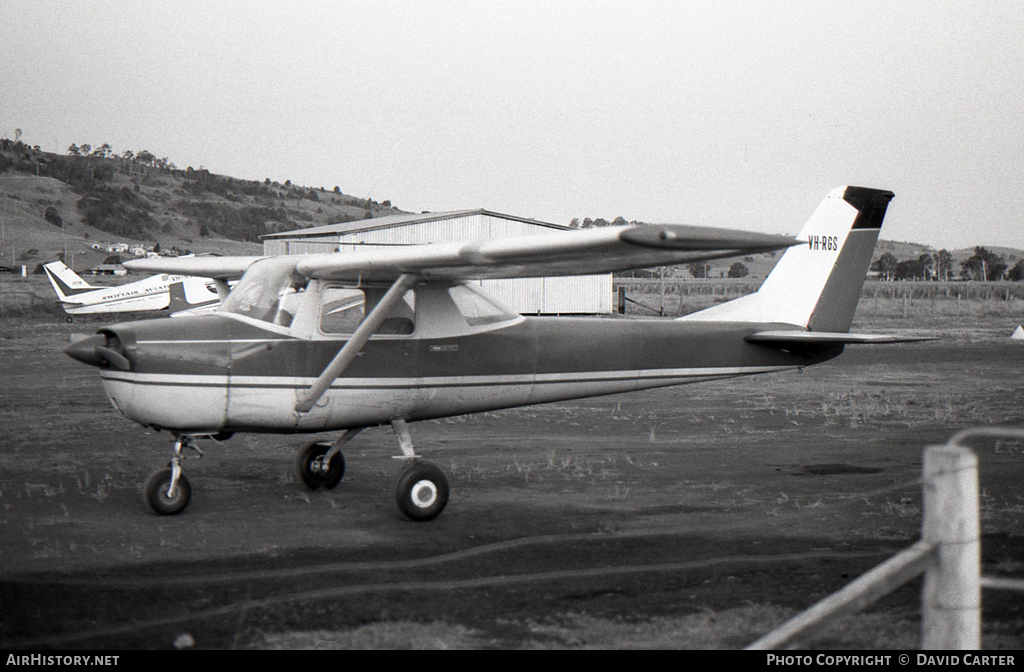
[261,209,570,240]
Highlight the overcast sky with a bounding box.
[3,1,1022,250]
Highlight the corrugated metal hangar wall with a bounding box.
[262,210,613,314]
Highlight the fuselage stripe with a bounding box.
[98,365,793,390]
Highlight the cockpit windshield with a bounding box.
[218,258,307,326]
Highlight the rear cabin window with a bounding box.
[447,285,517,326]
[319,287,416,335]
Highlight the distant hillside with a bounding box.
[0,139,403,268]
[872,239,1024,266]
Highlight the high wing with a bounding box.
[124,255,264,279]
[124,224,798,282]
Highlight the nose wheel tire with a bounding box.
[395,462,449,521]
[143,468,192,515]
[296,441,345,490]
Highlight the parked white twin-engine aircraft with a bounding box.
[65,186,928,521]
[43,260,225,319]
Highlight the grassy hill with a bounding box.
[0,140,402,271]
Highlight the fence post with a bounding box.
[921,445,980,649]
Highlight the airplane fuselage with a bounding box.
[63,275,192,314]
[74,311,840,435]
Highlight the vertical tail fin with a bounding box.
[42,261,95,301]
[679,186,894,332]
[168,277,222,316]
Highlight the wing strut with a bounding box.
[295,273,419,414]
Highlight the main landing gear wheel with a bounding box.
[143,468,192,515]
[296,440,346,490]
[395,462,449,522]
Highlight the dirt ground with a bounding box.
[0,312,1022,650]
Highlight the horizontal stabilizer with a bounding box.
[746,330,935,345]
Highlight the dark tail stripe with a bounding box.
[843,187,895,230]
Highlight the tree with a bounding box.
[727,262,749,278]
[935,249,953,281]
[688,261,709,279]
[961,247,1006,281]
[893,254,934,281]
[871,252,899,280]
[67,144,81,156]
[1006,260,1024,282]
[44,206,63,227]
[918,253,934,280]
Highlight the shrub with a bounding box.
[44,206,63,227]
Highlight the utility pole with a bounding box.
[659,266,666,317]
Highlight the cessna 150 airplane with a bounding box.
[43,260,225,319]
[65,186,922,520]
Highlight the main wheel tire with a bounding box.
[296,441,345,490]
[395,462,449,521]
[143,468,192,515]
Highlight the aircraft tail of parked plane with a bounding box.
[42,261,97,301]
[680,186,899,343]
[42,260,223,317]
[167,277,224,317]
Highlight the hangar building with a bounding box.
[261,210,613,314]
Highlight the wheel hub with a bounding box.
[410,480,438,508]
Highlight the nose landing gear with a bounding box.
[143,436,202,515]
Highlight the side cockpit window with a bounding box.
[319,286,416,335]
[320,288,365,334]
